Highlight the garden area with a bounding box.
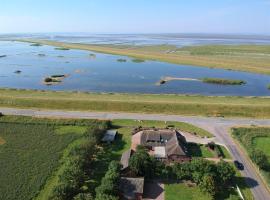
[232,127,270,186]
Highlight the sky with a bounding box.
[0,0,270,35]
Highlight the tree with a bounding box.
[216,161,235,185]
[95,194,119,200]
[73,193,93,200]
[129,145,153,177]
[189,159,217,184]
[95,161,121,199]
[250,149,269,170]
[198,175,217,199]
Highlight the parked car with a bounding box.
[234,160,244,170]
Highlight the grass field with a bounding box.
[232,127,270,187]
[0,115,108,200]
[18,39,270,75]
[0,123,79,200]
[1,88,270,118]
[165,183,211,200]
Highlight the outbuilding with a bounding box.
[101,129,117,143]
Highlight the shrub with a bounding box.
[250,149,269,170]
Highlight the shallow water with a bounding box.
[0,41,270,96]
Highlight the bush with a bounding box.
[250,149,269,170]
[95,161,121,200]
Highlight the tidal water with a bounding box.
[0,41,270,96]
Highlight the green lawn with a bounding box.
[187,143,231,159]
[165,183,211,200]
[1,88,270,118]
[253,137,270,156]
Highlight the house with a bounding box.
[131,129,190,163]
[120,149,133,175]
[101,129,117,143]
[119,177,144,200]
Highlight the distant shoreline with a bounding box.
[14,39,270,75]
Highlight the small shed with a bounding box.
[101,130,117,143]
[120,177,144,200]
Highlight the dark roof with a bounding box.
[120,149,132,170]
[165,133,186,156]
[120,177,144,199]
[101,130,117,142]
[139,129,187,157]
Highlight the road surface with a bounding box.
[1,107,270,200]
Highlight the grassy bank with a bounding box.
[202,78,246,85]
[1,88,270,118]
[18,39,270,75]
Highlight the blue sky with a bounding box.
[1,0,270,34]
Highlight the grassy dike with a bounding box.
[17,39,270,75]
[0,88,270,118]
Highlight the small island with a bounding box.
[201,78,246,85]
[117,58,127,62]
[55,47,70,51]
[89,53,96,58]
[132,58,145,63]
[38,54,46,57]
[30,43,42,47]
[43,74,68,85]
[0,55,7,58]
[14,70,22,74]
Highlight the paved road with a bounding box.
[1,107,270,200]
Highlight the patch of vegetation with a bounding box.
[55,126,87,135]
[14,70,22,74]
[117,58,127,62]
[44,77,61,83]
[55,47,70,50]
[165,183,213,200]
[95,161,121,200]
[43,75,68,85]
[132,58,145,63]
[37,53,46,57]
[89,53,96,58]
[0,123,79,200]
[202,78,246,85]
[1,89,270,118]
[232,127,270,186]
[268,84,270,90]
[30,43,42,47]
[0,55,7,58]
[51,74,66,78]
[187,143,231,159]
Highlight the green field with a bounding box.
[0,115,108,200]
[19,39,270,75]
[0,122,79,200]
[1,88,270,118]
[232,127,270,186]
[165,183,211,200]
